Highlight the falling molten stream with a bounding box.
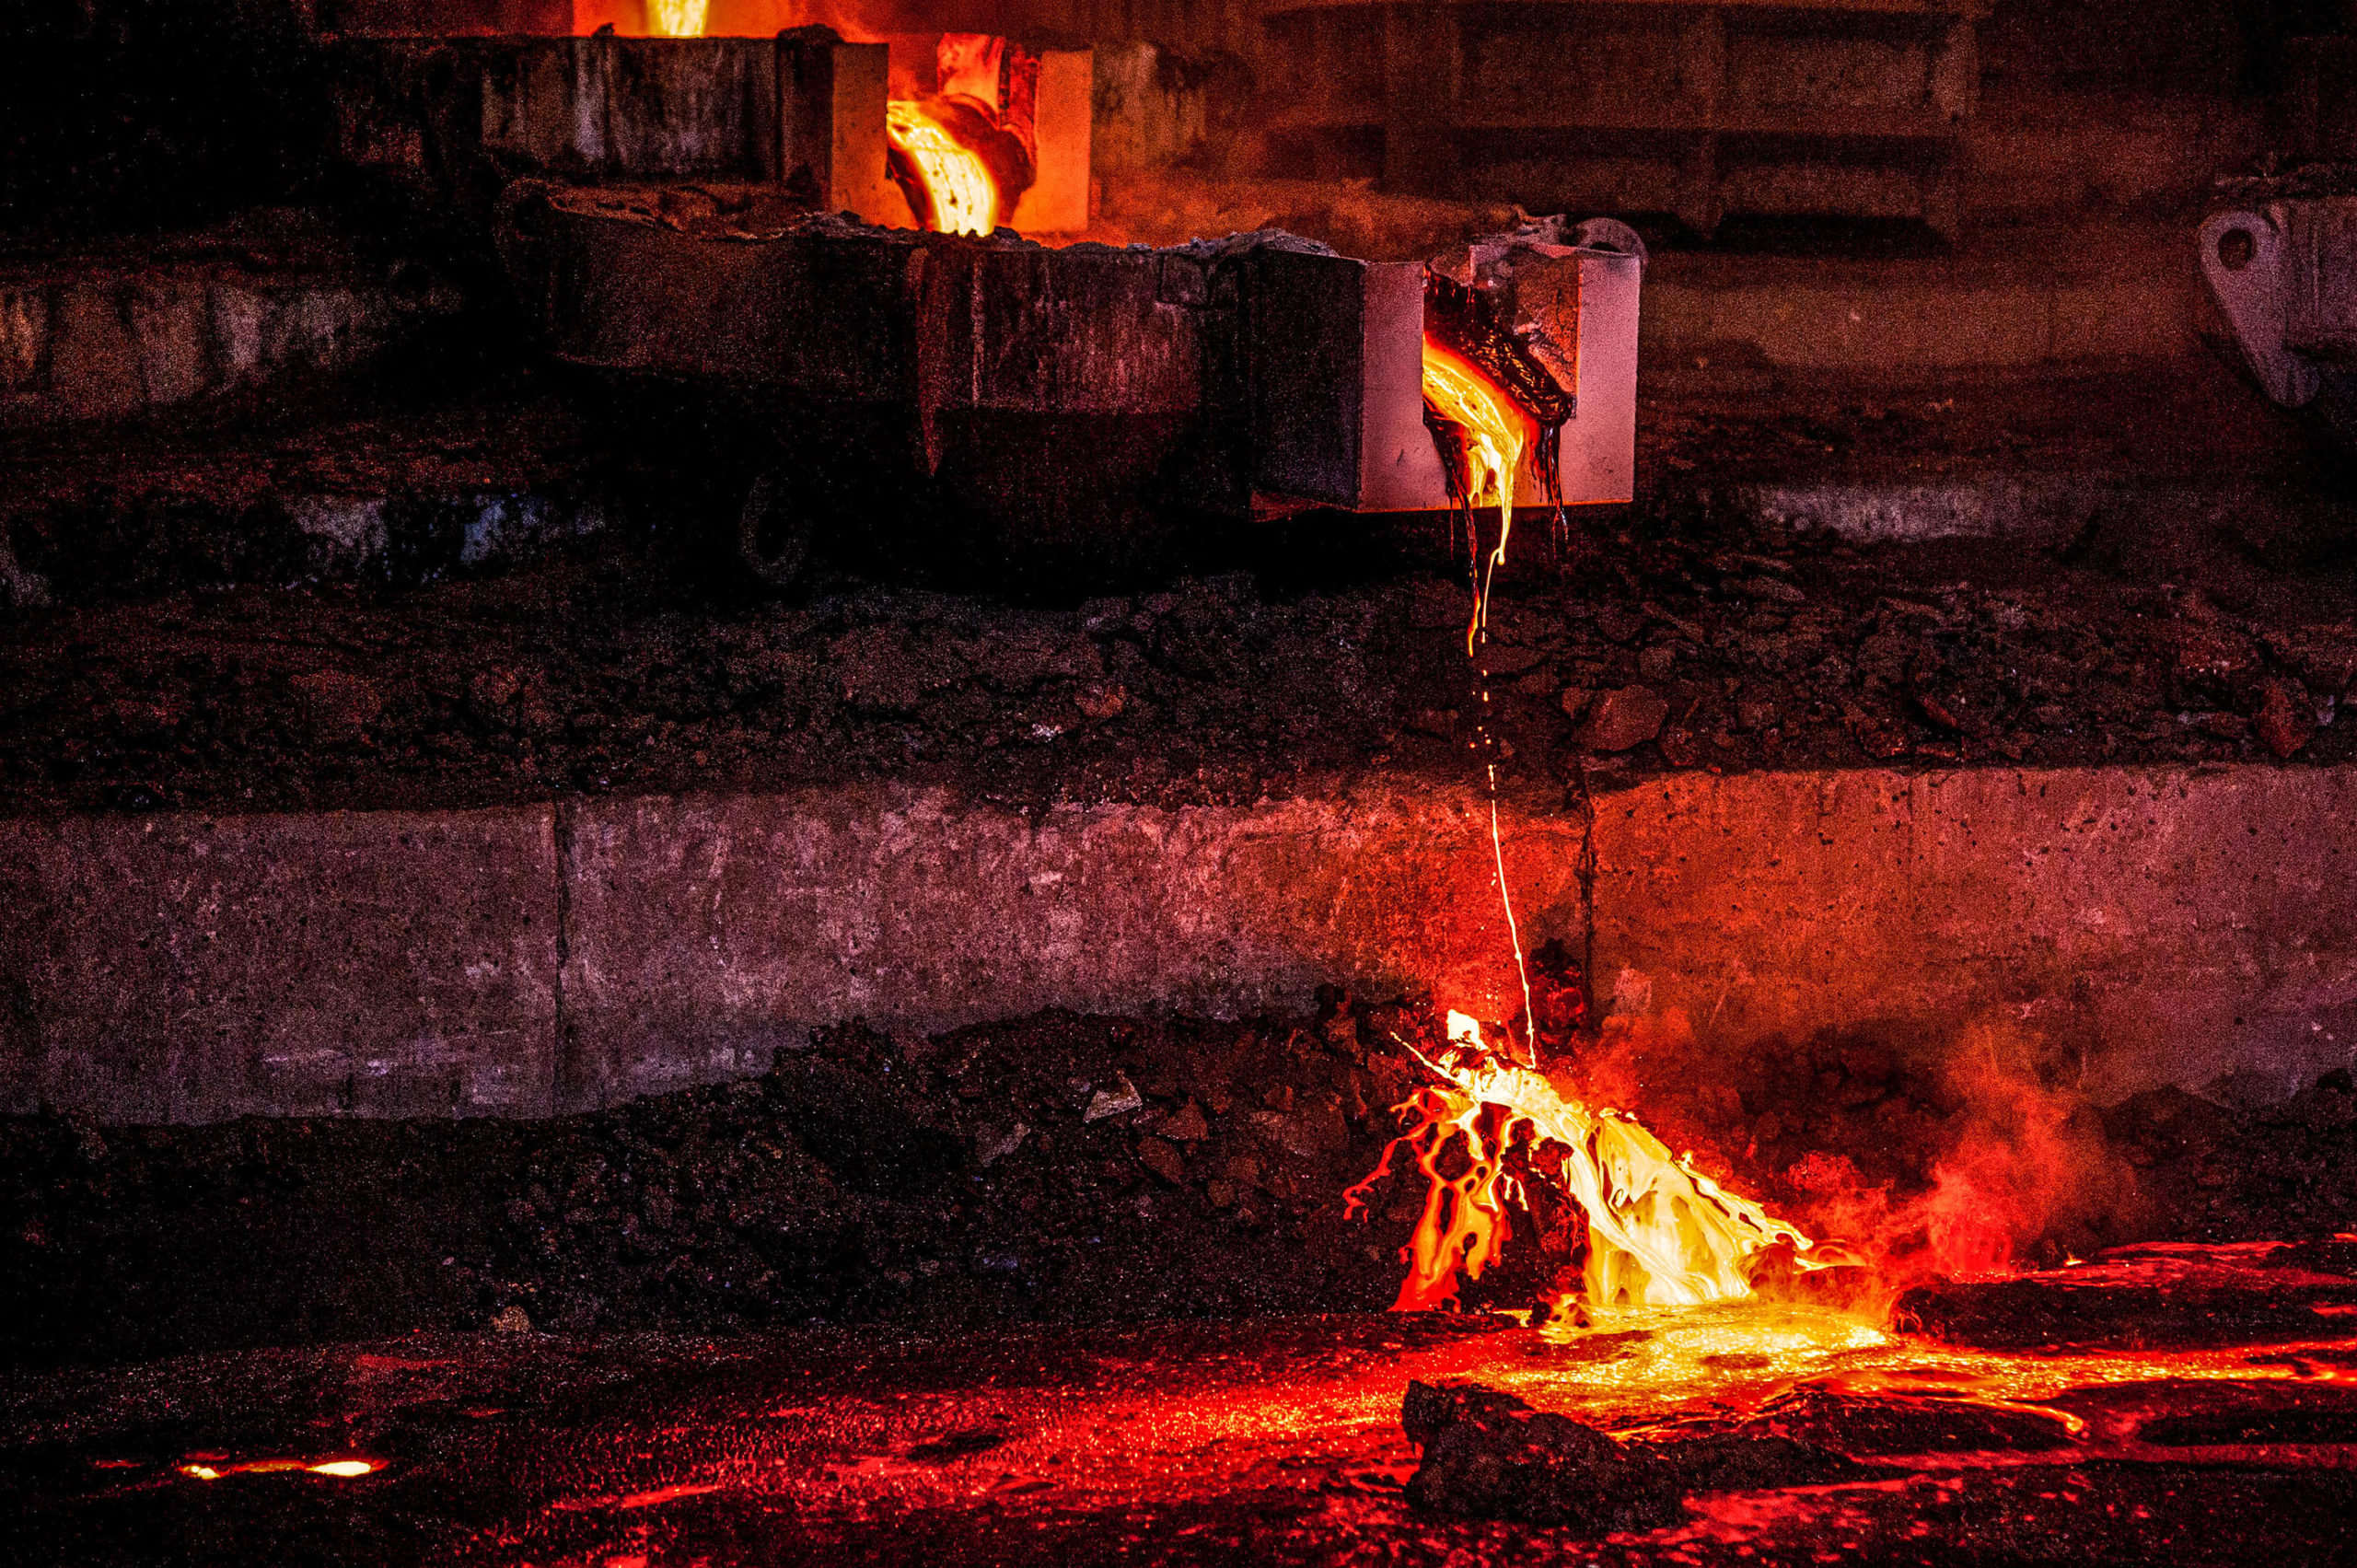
[1365,329,1826,1320]
[886,101,998,238]
[641,0,709,36]
[1420,338,1529,656]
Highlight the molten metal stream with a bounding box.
[641,0,709,36]
[1385,337,1821,1322]
[1422,335,1540,1059]
[1420,339,1531,656]
[887,101,997,237]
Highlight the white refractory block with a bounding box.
[779,30,894,226]
[1256,241,1642,513]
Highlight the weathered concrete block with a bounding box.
[45,287,149,423]
[12,766,2357,1123]
[1587,770,1919,1043]
[345,32,893,203]
[0,270,409,430]
[124,282,213,407]
[322,0,574,33]
[777,28,894,226]
[0,289,46,396]
[1718,474,2314,548]
[526,212,921,400]
[1090,42,1248,178]
[479,37,781,179]
[0,807,563,1121]
[916,242,1204,416]
[1245,246,1412,509]
[1589,767,2357,1100]
[525,205,1211,424]
[557,785,1583,1109]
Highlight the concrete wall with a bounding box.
[5,764,2354,1122]
[0,268,413,431]
[0,807,564,1122]
[1594,768,2357,1102]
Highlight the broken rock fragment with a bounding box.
[1134,1134,1187,1185]
[1159,1100,1211,1141]
[1573,685,1668,752]
[1402,1380,1864,1533]
[2257,679,2316,759]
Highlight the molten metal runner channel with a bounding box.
[886,101,998,237]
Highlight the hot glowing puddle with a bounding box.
[43,1295,2346,1567]
[179,1457,384,1481]
[886,101,997,237]
[1503,1297,2355,1437]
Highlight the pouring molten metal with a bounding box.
[1350,1013,1821,1314]
[886,100,998,238]
[641,0,709,36]
[1421,340,1529,656]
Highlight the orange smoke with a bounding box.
[1761,1025,2142,1294]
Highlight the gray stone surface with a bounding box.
[555,784,1573,1109]
[1596,767,2357,1101]
[0,270,407,430]
[1712,474,2321,546]
[0,807,563,1120]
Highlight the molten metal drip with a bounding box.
[1349,1015,1819,1314]
[886,101,997,238]
[641,0,708,36]
[180,1458,382,1481]
[1420,339,1529,656]
[1387,268,1817,1323]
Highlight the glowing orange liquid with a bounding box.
[1352,1015,1820,1313]
[887,101,997,238]
[1421,338,1532,654]
[641,0,708,36]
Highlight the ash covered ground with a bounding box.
[10,496,2357,819]
[6,993,2354,1366]
[3,366,2355,817]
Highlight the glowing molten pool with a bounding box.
[1422,337,1532,654]
[180,1457,383,1481]
[641,0,708,36]
[1351,1014,1823,1314]
[887,101,997,238]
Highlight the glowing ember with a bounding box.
[1350,1013,1820,1314]
[641,0,708,36]
[1421,337,1530,655]
[886,101,997,238]
[180,1458,383,1480]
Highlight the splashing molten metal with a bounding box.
[886,101,997,238]
[1350,1013,1826,1316]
